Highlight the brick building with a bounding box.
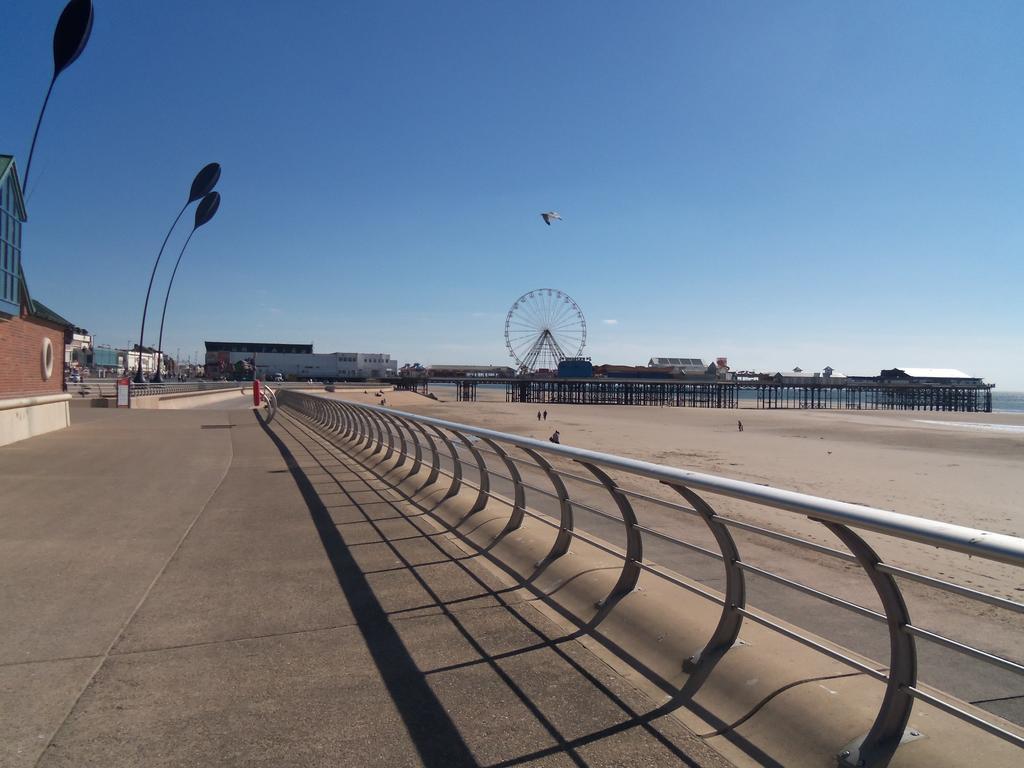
[0,155,73,447]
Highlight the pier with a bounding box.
[754,381,993,411]
[388,377,994,412]
[508,378,739,407]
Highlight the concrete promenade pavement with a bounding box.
[0,407,731,767]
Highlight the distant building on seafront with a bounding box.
[557,357,593,378]
[65,326,92,372]
[124,345,164,378]
[582,356,733,381]
[751,367,989,387]
[256,351,397,380]
[89,345,120,376]
[204,341,397,380]
[877,368,983,385]
[204,341,311,377]
[764,367,848,385]
[0,155,75,447]
[427,364,515,378]
[649,357,707,375]
[595,364,675,379]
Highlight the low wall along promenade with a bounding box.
[0,392,70,447]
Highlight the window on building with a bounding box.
[0,177,23,315]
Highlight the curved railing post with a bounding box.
[428,425,462,500]
[354,406,373,448]
[577,460,642,606]
[373,410,389,455]
[482,438,525,534]
[329,401,344,434]
[664,482,746,691]
[324,400,340,433]
[520,447,573,566]
[339,399,352,436]
[339,401,360,443]
[394,414,424,478]
[262,386,277,423]
[822,521,917,768]
[410,420,441,487]
[335,402,349,435]
[377,410,395,461]
[367,409,386,456]
[341,402,358,440]
[379,412,407,468]
[450,428,489,514]
[328,398,344,435]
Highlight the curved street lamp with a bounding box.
[24,0,94,191]
[134,163,221,382]
[153,192,221,382]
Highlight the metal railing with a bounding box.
[277,390,1024,767]
[69,381,357,399]
[127,380,360,397]
[128,381,243,397]
[260,384,278,422]
[69,381,118,398]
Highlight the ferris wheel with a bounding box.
[504,289,587,373]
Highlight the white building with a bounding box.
[769,367,849,384]
[65,328,92,370]
[253,351,397,380]
[649,357,707,375]
[121,347,164,377]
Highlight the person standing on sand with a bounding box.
[543,410,548,420]
[737,420,744,432]
[537,411,541,421]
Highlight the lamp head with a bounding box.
[194,191,221,228]
[189,163,221,203]
[53,0,94,79]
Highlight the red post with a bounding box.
[253,379,261,407]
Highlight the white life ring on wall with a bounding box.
[42,337,54,381]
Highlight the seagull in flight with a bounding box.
[540,211,563,226]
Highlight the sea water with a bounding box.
[992,391,1024,414]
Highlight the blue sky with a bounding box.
[5,1,1023,386]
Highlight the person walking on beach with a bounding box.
[543,410,548,420]
[737,420,744,432]
[537,411,542,421]
[549,430,560,444]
